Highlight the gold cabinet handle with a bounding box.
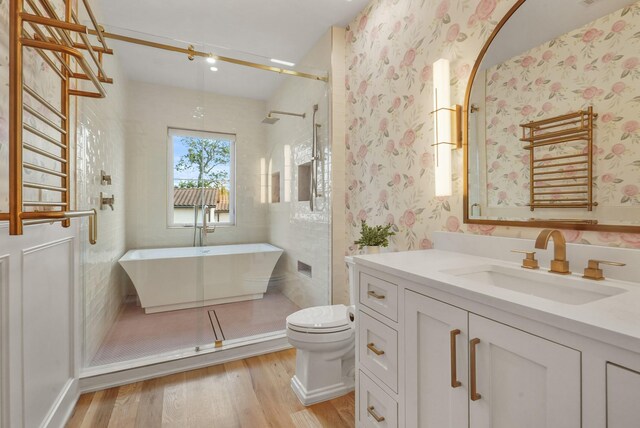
[367,290,385,300]
[470,338,481,401]
[367,342,385,356]
[450,329,462,388]
[367,406,385,422]
[583,259,626,280]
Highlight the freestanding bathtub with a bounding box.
[119,243,283,313]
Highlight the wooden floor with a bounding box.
[66,349,355,428]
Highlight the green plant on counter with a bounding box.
[354,220,395,249]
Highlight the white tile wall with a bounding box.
[265,30,333,308]
[76,55,129,364]
[124,81,270,249]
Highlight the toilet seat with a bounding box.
[286,304,351,334]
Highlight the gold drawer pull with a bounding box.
[367,290,386,300]
[470,338,481,401]
[450,329,462,388]
[367,342,385,356]
[367,405,385,422]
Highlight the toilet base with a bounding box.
[291,373,355,406]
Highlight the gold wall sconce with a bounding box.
[431,58,462,197]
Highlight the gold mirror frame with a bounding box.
[462,0,640,233]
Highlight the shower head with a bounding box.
[262,115,280,124]
[261,110,306,124]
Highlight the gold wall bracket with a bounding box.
[430,104,463,151]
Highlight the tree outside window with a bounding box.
[169,129,235,226]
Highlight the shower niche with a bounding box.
[297,162,311,202]
[271,172,281,203]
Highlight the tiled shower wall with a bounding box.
[266,30,333,309]
[124,81,269,250]
[76,56,129,363]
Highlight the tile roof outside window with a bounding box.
[173,188,229,212]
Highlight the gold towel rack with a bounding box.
[0,0,113,243]
[520,107,598,211]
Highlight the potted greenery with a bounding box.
[354,220,395,254]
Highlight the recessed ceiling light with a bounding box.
[210,66,218,72]
[206,57,216,64]
[270,58,295,67]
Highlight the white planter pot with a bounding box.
[364,246,381,254]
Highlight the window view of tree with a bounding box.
[169,129,234,225]
[175,137,231,189]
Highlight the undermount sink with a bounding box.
[441,264,627,305]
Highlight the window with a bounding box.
[167,128,235,226]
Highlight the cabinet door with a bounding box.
[405,290,468,428]
[469,314,580,428]
[607,363,640,428]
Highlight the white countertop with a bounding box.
[354,249,640,354]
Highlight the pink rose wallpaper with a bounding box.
[345,0,640,254]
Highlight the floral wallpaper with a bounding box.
[483,2,640,209]
[345,0,640,252]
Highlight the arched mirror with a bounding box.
[464,0,640,232]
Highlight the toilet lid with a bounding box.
[286,304,350,330]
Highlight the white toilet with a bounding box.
[286,257,356,405]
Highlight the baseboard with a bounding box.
[42,378,79,428]
[79,336,292,393]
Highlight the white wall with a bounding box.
[0,225,81,428]
[265,29,335,309]
[124,81,269,250]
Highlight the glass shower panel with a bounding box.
[81,31,208,369]
[194,40,332,350]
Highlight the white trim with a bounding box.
[79,335,291,393]
[41,378,78,428]
[166,127,237,228]
[0,256,9,428]
[21,238,75,428]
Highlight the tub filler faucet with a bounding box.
[193,204,216,247]
[202,204,216,239]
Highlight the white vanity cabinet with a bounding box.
[352,232,640,428]
[468,313,580,428]
[354,257,640,428]
[404,291,580,428]
[404,291,468,428]
[606,363,640,428]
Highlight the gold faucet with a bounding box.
[535,229,570,274]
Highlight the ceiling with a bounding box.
[96,0,370,100]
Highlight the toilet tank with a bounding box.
[345,256,355,305]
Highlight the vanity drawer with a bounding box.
[359,311,398,392]
[359,370,398,428]
[359,272,398,322]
